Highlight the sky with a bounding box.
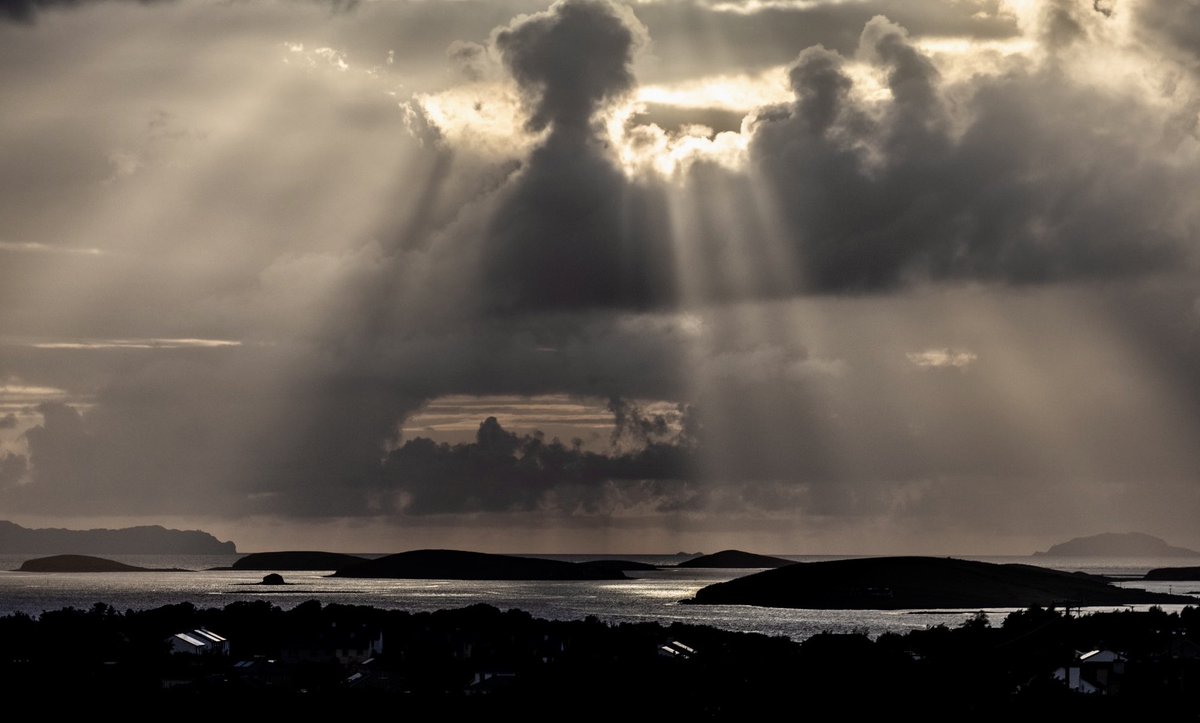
[1,0,1199,554]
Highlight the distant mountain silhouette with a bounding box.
[685,556,1191,609]
[1144,566,1200,581]
[332,549,626,580]
[1034,532,1198,557]
[676,550,793,568]
[17,554,185,572]
[230,551,367,571]
[0,520,235,554]
[578,559,658,573]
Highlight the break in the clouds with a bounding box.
[1,0,1199,553]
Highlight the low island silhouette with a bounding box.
[1145,566,1200,581]
[1034,532,1199,557]
[16,554,186,573]
[685,556,1193,609]
[676,550,794,568]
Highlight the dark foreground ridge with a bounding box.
[0,520,236,554]
[1,600,1198,715]
[16,554,185,573]
[229,551,368,571]
[1146,566,1200,581]
[1034,532,1199,557]
[332,549,626,580]
[676,549,794,568]
[686,556,1194,609]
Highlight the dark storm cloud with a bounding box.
[744,14,1189,292]
[383,413,694,515]
[479,0,676,312]
[495,0,644,133]
[478,4,1193,312]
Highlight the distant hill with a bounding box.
[685,556,1191,610]
[0,520,236,554]
[676,550,794,568]
[230,551,367,571]
[332,549,626,580]
[1144,566,1200,581]
[1034,532,1198,557]
[17,554,184,572]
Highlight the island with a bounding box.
[16,554,184,573]
[0,520,236,555]
[229,551,368,571]
[1145,566,1200,581]
[1034,532,1199,557]
[676,549,794,568]
[331,549,626,580]
[684,556,1193,609]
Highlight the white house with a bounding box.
[170,632,209,655]
[1052,649,1126,694]
[190,629,229,655]
[168,628,229,655]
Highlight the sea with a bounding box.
[2,553,1198,642]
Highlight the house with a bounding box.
[1053,649,1126,694]
[168,628,229,656]
[190,629,229,655]
[658,640,697,660]
[170,632,210,655]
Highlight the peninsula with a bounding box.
[0,520,235,555]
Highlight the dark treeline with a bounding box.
[1,601,1199,718]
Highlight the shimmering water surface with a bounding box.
[2,553,1197,641]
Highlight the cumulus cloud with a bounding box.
[476,0,676,312]
[746,13,1193,293]
[382,413,695,515]
[496,0,645,134]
